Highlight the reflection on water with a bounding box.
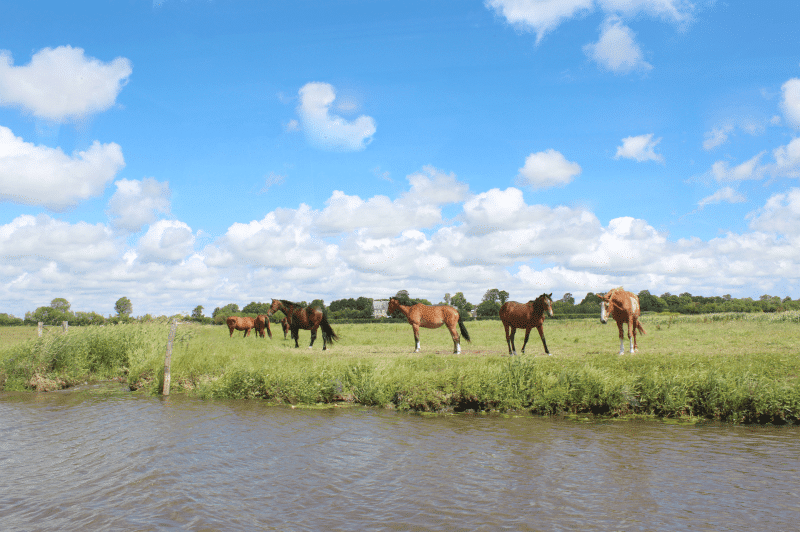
[2,385,799,531]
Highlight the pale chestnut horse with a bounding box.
[226,316,255,338]
[597,288,646,355]
[254,314,272,339]
[499,293,554,356]
[388,298,471,354]
[268,299,339,350]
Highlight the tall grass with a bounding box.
[2,313,799,424]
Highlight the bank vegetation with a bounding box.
[1,312,798,425]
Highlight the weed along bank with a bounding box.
[1,313,800,424]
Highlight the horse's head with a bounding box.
[387,298,399,314]
[597,293,611,324]
[538,293,554,317]
[267,299,283,317]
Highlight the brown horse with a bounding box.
[227,316,255,338]
[254,314,272,339]
[597,287,646,355]
[499,293,553,356]
[387,298,471,354]
[280,317,290,339]
[268,299,339,350]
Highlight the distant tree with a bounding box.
[477,288,503,317]
[449,292,474,318]
[213,303,239,318]
[0,313,24,326]
[310,299,325,310]
[191,305,204,319]
[559,293,575,305]
[638,290,666,312]
[242,301,271,314]
[115,297,133,317]
[443,293,451,305]
[50,298,71,312]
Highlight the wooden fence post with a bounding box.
[163,318,177,396]
[38,322,43,337]
[62,321,68,333]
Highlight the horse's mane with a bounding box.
[280,299,302,308]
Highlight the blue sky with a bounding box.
[2,0,800,317]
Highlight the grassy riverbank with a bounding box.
[1,312,799,424]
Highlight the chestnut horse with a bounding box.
[254,314,273,339]
[597,288,646,355]
[226,316,255,338]
[387,298,471,354]
[280,317,290,339]
[268,299,339,350]
[499,293,554,356]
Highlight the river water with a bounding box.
[1,384,798,531]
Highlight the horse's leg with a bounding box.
[616,320,625,355]
[446,322,460,354]
[537,324,550,355]
[291,325,299,348]
[629,319,637,353]
[309,325,318,350]
[520,327,532,354]
[412,323,421,353]
[508,327,517,356]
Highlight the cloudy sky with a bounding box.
[2,0,800,317]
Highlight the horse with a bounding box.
[254,314,272,339]
[226,316,255,338]
[387,298,471,354]
[280,317,290,339]
[499,293,553,356]
[267,299,339,350]
[597,287,646,355]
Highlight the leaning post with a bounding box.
[62,321,68,333]
[163,318,178,396]
[38,322,43,337]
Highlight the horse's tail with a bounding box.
[637,321,646,335]
[320,315,339,345]
[458,318,471,343]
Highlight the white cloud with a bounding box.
[615,133,663,162]
[516,149,581,189]
[296,82,376,151]
[485,0,594,44]
[697,187,746,209]
[137,220,195,263]
[772,137,800,178]
[0,46,131,122]
[781,78,800,128]
[709,152,767,182]
[584,16,652,73]
[597,0,694,25]
[747,188,800,237]
[107,178,171,232]
[0,126,125,210]
[703,125,734,151]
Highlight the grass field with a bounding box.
[1,312,799,424]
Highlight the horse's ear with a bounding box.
[547,293,552,299]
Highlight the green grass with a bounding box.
[1,313,799,424]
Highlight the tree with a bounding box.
[559,293,575,305]
[449,292,474,318]
[212,303,239,318]
[477,288,503,317]
[242,301,271,314]
[191,305,204,319]
[50,298,71,312]
[443,293,451,305]
[115,297,132,317]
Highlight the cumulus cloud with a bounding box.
[516,149,581,189]
[137,220,195,263]
[703,125,734,151]
[0,46,131,122]
[615,133,663,162]
[485,0,594,44]
[107,178,171,232]
[584,16,652,73]
[697,187,746,209]
[781,78,800,128]
[296,82,376,151]
[0,126,125,210]
[747,188,800,236]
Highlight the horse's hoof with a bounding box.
[618,351,625,356]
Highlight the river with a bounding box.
[1,383,798,531]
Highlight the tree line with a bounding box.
[3,289,798,328]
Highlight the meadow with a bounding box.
[1,312,799,424]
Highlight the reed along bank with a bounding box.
[1,312,799,425]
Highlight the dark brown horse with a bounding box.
[226,316,255,338]
[388,298,471,354]
[597,287,646,355]
[254,314,272,339]
[499,294,553,356]
[280,317,290,339]
[268,299,339,350]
